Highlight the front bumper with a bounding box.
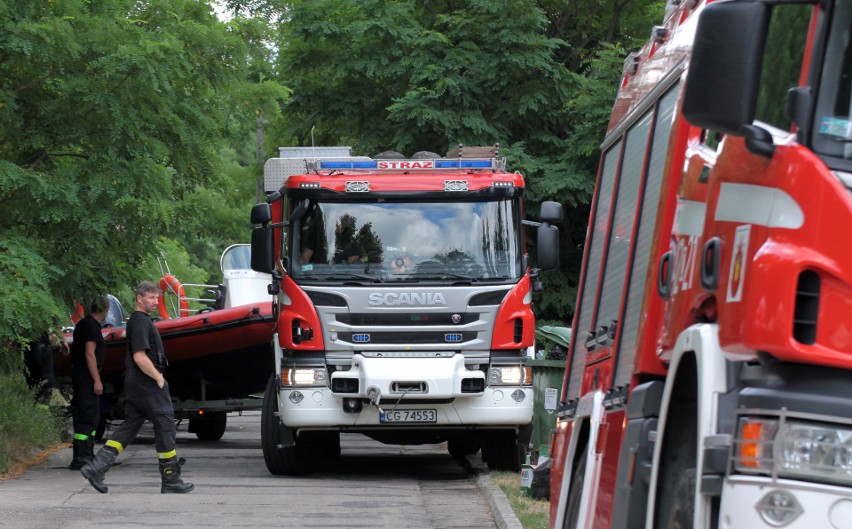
[277,386,533,428]
[277,351,532,429]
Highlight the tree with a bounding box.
[269,0,664,321]
[0,0,288,366]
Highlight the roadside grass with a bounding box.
[491,470,550,529]
[0,373,66,476]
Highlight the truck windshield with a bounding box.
[812,0,852,161]
[291,199,522,282]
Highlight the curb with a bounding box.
[462,455,525,529]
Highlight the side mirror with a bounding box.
[540,201,564,224]
[251,226,274,274]
[682,1,769,135]
[250,203,272,225]
[536,225,560,272]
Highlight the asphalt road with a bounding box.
[0,412,520,529]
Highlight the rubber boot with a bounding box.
[84,439,95,463]
[71,439,95,470]
[69,439,88,470]
[80,447,117,493]
[159,457,194,494]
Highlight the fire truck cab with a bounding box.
[251,148,562,475]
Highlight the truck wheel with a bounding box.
[654,361,698,528]
[448,436,480,458]
[563,449,587,529]
[190,412,227,441]
[664,468,697,529]
[483,430,522,471]
[261,375,313,475]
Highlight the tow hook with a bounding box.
[367,386,385,417]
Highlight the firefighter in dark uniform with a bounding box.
[81,281,194,494]
[69,296,109,470]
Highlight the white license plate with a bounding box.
[380,409,437,423]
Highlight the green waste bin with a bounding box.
[529,358,566,461]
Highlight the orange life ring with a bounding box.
[158,274,190,319]
[71,301,85,324]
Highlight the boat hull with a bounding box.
[56,302,276,402]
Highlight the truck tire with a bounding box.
[448,436,480,458]
[563,449,587,529]
[190,412,227,441]
[261,375,313,475]
[482,429,522,471]
[664,467,697,529]
[654,358,699,528]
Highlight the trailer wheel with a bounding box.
[261,375,313,475]
[448,436,480,458]
[190,412,227,441]
[563,449,587,529]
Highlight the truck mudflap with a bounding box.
[719,476,852,528]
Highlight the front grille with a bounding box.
[336,313,476,326]
[336,331,477,344]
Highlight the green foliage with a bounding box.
[277,0,575,157]
[271,0,665,322]
[0,373,65,474]
[0,0,289,369]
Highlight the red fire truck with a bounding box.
[550,0,852,527]
[250,148,562,474]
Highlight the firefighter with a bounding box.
[81,281,194,494]
[69,296,109,470]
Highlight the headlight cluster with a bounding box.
[281,366,327,387]
[487,364,532,386]
[734,416,852,486]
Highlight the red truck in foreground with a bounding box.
[550,0,852,527]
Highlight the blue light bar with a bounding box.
[314,158,500,171]
[319,161,378,169]
[434,160,493,169]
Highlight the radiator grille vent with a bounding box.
[793,271,820,345]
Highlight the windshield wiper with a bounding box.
[299,273,382,283]
[409,271,478,282]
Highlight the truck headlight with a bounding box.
[778,423,852,483]
[281,367,327,387]
[488,365,532,386]
[734,417,852,486]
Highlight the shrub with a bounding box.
[0,373,65,474]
